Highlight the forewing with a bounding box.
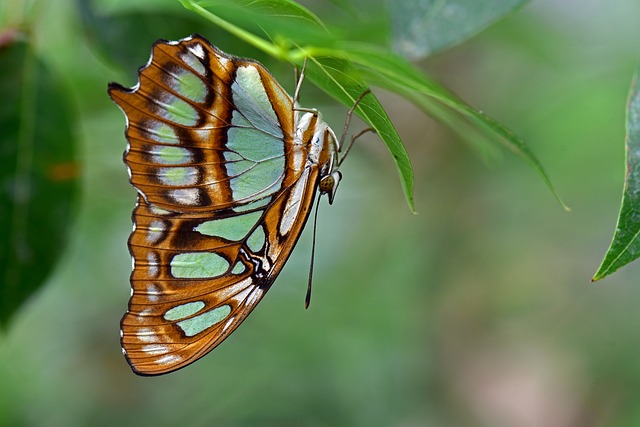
[108,35,297,212]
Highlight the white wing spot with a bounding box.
[216,278,252,301]
[246,287,264,307]
[147,252,159,277]
[189,43,205,60]
[147,284,160,302]
[230,287,252,306]
[155,354,182,365]
[147,220,166,243]
[137,328,159,343]
[169,188,201,205]
[138,308,153,319]
[280,170,308,236]
[221,317,235,334]
[142,344,169,355]
[149,204,172,216]
[292,148,304,171]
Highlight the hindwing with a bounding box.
[109,35,321,375]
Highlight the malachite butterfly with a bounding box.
[108,34,352,375]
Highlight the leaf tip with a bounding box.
[592,259,616,283]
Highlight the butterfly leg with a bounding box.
[337,90,376,166]
[338,127,376,167]
[293,57,309,106]
[337,89,371,147]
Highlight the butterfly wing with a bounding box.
[109,35,320,375]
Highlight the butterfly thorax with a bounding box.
[295,110,341,204]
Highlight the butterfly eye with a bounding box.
[319,170,342,204]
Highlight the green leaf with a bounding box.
[314,43,567,209]
[0,33,79,327]
[594,66,640,281]
[305,56,414,211]
[391,0,529,59]
[181,0,561,212]
[181,0,335,57]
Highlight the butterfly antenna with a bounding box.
[337,90,375,167]
[305,196,322,309]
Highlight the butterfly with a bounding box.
[108,34,363,375]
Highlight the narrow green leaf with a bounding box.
[181,0,558,212]
[594,66,640,281]
[314,43,567,209]
[305,56,415,212]
[181,0,335,54]
[391,0,529,59]
[0,34,79,327]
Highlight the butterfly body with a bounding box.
[109,35,341,375]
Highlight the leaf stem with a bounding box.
[180,0,286,60]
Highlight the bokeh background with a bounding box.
[2,0,640,426]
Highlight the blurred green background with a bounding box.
[2,1,640,426]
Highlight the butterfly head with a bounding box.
[319,170,342,204]
[317,121,341,204]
